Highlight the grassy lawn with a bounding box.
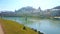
[0,19,42,34]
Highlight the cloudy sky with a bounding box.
[0,0,60,11]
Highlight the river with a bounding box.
[2,17,60,34]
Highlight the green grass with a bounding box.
[0,19,39,34]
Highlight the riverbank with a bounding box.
[0,19,43,34]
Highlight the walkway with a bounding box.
[0,24,4,34]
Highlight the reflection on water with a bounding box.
[2,17,60,34]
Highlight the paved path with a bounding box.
[0,24,4,34]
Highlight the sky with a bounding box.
[0,0,60,11]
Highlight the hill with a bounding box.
[53,6,60,9]
[17,6,36,12]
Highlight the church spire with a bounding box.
[38,7,41,11]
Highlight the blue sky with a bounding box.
[0,0,60,11]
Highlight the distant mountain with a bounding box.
[53,6,60,9]
[17,6,36,12]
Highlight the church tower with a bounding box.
[38,7,41,12]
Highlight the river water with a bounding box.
[2,17,60,34]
